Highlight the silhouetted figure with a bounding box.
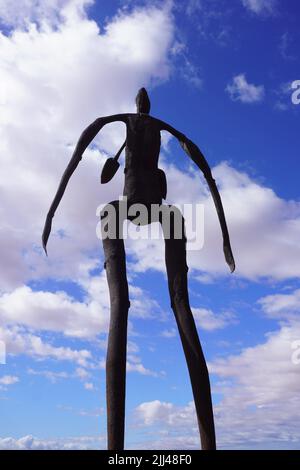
[42,88,235,450]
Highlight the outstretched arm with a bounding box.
[158,119,235,273]
[42,114,127,254]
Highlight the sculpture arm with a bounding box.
[158,119,235,273]
[42,114,127,254]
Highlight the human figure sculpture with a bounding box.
[42,88,235,450]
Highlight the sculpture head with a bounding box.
[135,87,150,114]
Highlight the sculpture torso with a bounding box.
[123,113,166,205]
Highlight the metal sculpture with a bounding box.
[42,88,235,450]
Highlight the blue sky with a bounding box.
[0,0,300,450]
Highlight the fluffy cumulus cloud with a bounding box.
[258,289,300,321]
[99,353,163,377]
[0,0,93,28]
[241,0,277,15]
[226,74,265,103]
[0,0,176,370]
[0,284,109,338]
[0,272,163,341]
[1,0,299,321]
[193,307,236,331]
[0,375,19,386]
[0,275,166,373]
[133,286,300,449]
[84,381,94,390]
[210,325,300,447]
[0,0,175,290]
[135,400,196,428]
[126,161,300,281]
[0,434,104,450]
[134,311,300,449]
[0,324,92,365]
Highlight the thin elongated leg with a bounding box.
[162,208,216,450]
[102,201,130,450]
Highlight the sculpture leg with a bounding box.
[101,201,130,450]
[162,208,216,450]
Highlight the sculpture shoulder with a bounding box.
[148,116,185,140]
[96,113,163,130]
[96,113,130,125]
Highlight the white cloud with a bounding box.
[134,400,200,449]
[129,285,163,319]
[135,400,177,426]
[1,0,299,453]
[241,0,277,15]
[127,162,300,281]
[126,361,160,377]
[0,0,175,400]
[99,355,161,377]
[161,328,177,338]
[183,0,231,48]
[127,341,140,354]
[179,56,203,89]
[77,407,103,417]
[185,0,202,17]
[209,324,300,408]
[75,367,90,379]
[0,258,167,372]
[0,375,19,385]
[209,322,300,448]
[0,0,93,28]
[0,271,164,341]
[27,368,69,383]
[0,324,92,365]
[193,307,236,331]
[134,321,300,449]
[258,289,300,321]
[1,0,297,299]
[0,434,104,450]
[0,1,175,291]
[27,366,94,384]
[226,74,265,103]
[84,381,94,390]
[273,81,294,111]
[279,32,296,61]
[134,302,300,449]
[0,283,109,338]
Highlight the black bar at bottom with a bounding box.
[0,450,300,467]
